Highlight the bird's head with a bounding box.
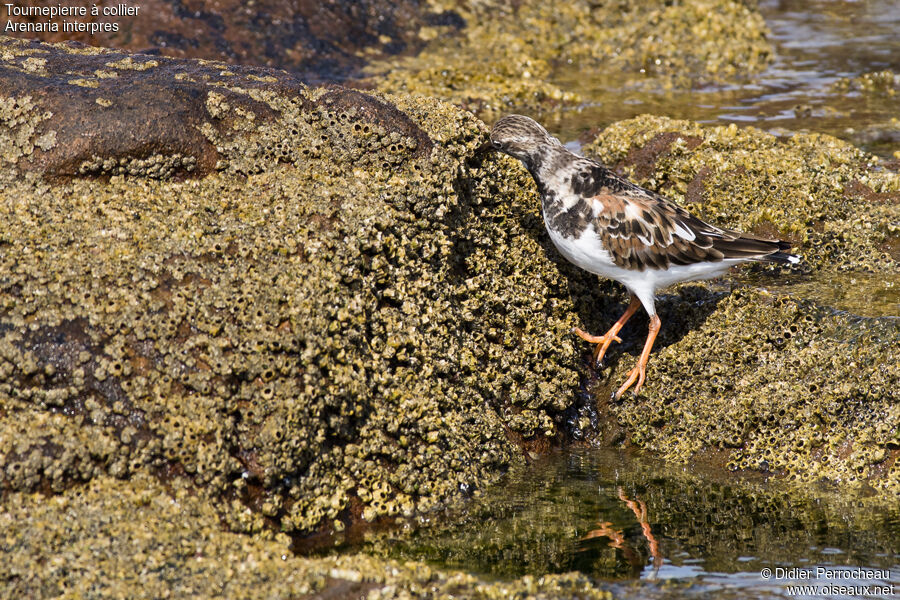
[489,114,560,171]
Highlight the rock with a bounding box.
[368,0,774,114]
[3,0,774,116]
[2,35,898,600]
[2,0,454,81]
[0,36,589,538]
[832,70,899,96]
[0,36,431,179]
[829,72,900,158]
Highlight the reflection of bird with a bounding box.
[582,487,662,578]
[489,115,799,399]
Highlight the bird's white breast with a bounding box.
[544,219,617,277]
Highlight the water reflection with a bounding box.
[580,486,663,579]
[548,0,900,160]
[730,271,900,318]
[352,449,900,595]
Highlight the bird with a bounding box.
[488,115,799,400]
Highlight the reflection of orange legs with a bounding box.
[582,487,663,575]
[614,314,661,400]
[583,522,625,546]
[617,488,662,572]
[583,521,642,570]
[574,295,641,366]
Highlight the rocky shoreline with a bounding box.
[1,0,898,594]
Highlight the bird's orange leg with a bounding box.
[573,295,641,366]
[614,314,661,399]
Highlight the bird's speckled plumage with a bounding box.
[490,114,799,398]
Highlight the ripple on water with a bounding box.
[548,0,900,160]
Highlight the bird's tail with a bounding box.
[713,234,800,265]
[764,249,801,265]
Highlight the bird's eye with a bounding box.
[491,140,503,149]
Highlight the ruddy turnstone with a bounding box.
[489,115,799,399]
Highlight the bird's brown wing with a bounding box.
[589,186,789,271]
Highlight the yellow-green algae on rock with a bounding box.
[0,37,593,538]
[582,116,899,492]
[832,70,899,96]
[0,473,613,599]
[369,0,772,114]
[830,70,900,161]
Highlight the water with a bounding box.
[355,449,900,598]
[548,0,900,160]
[731,271,900,318]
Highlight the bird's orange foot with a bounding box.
[614,360,648,400]
[573,327,622,366]
[613,314,660,400]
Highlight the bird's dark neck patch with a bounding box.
[541,191,593,239]
[521,151,547,181]
[531,149,599,240]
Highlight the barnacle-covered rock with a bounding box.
[0,36,435,179]
[1,0,450,81]
[369,0,773,114]
[3,0,773,118]
[2,31,898,599]
[0,473,616,599]
[832,70,899,96]
[0,36,587,537]
[830,71,900,158]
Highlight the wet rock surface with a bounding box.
[831,70,900,159]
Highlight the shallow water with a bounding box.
[356,449,900,598]
[549,0,900,160]
[731,271,900,318]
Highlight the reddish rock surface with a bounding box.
[0,36,431,178]
[3,0,463,80]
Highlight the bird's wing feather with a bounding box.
[591,187,729,270]
[574,163,788,270]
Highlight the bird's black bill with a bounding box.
[475,140,496,155]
